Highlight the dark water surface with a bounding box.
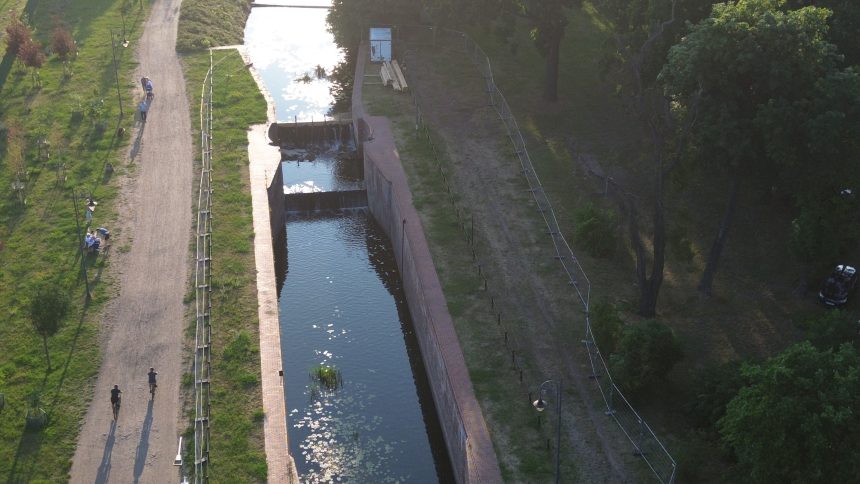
[277,212,451,482]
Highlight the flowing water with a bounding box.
[245,2,452,481]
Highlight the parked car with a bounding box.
[819,265,858,307]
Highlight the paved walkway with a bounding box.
[69,0,193,482]
[239,44,299,482]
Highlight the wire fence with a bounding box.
[396,25,677,483]
[192,50,215,484]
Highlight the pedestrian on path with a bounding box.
[139,100,149,122]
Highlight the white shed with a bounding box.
[369,27,392,62]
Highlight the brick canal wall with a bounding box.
[351,43,502,484]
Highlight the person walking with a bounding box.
[148,367,158,398]
[139,100,149,122]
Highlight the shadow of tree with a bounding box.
[5,427,46,484]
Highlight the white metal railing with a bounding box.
[192,49,215,484]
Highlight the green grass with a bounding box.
[0,0,148,480]
[182,49,268,483]
[176,0,253,52]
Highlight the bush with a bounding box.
[5,19,31,58]
[589,299,623,355]
[685,360,745,430]
[610,319,683,394]
[51,27,77,61]
[573,202,617,257]
[802,309,859,351]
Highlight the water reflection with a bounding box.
[279,211,450,482]
[281,147,363,194]
[245,2,343,121]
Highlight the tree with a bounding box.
[327,0,420,51]
[803,309,859,351]
[4,19,31,59]
[609,319,683,394]
[788,0,860,66]
[485,0,582,102]
[599,0,710,315]
[19,39,46,87]
[718,342,860,483]
[659,0,843,295]
[51,25,77,61]
[30,283,71,371]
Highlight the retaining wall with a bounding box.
[352,42,502,484]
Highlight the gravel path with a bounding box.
[69,0,193,482]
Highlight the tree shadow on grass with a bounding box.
[5,425,46,484]
[6,371,51,484]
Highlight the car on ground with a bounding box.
[819,264,858,307]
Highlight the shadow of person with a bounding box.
[130,119,145,162]
[95,420,117,483]
[133,399,154,483]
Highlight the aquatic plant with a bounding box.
[310,365,342,391]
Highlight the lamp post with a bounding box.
[533,379,562,484]
[110,30,124,117]
[72,189,92,301]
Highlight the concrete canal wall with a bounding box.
[351,42,502,484]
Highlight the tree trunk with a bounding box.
[42,334,51,371]
[699,176,742,296]
[543,33,561,103]
[628,131,668,318]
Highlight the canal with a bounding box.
[244,2,453,481]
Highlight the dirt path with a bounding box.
[401,48,638,482]
[69,0,193,482]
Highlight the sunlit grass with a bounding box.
[182,49,268,483]
[0,0,147,480]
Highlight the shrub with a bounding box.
[685,360,745,430]
[19,40,46,69]
[803,309,858,351]
[573,202,617,257]
[610,319,683,394]
[5,19,31,58]
[589,299,623,355]
[51,26,77,61]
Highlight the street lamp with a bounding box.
[533,379,562,484]
[110,30,124,117]
[71,189,92,301]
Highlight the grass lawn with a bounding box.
[182,49,268,483]
[0,0,148,480]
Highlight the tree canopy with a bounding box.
[718,342,860,483]
[658,0,855,293]
[30,283,71,371]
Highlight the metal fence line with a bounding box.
[192,50,215,484]
[398,25,676,483]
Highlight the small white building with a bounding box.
[369,27,392,62]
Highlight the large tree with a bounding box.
[718,342,860,483]
[659,0,844,295]
[787,0,860,66]
[599,0,710,315]
[442,0,582,102]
